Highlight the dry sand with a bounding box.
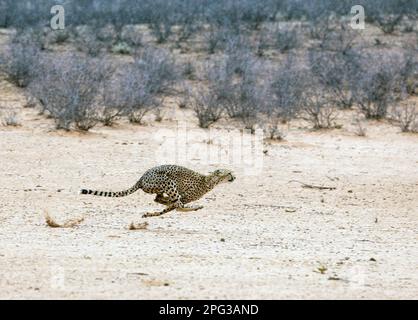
[0,79,417,299]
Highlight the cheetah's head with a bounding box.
[208,169,236,185]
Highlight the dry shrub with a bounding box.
[275,26,299,53]
[29,53,113,131]
[102,68,156,125]
[391,103,418,133]
[191,91,223,128]
[103,47,178,124]
[353,52,413,120]
[44,211,84,228]
[129,221,149,230]
[177,84,192,109]
[268,57,305,122]
[263,118,287,141]
[300,87,338,129]
[0,40,40,87]
[1,110,21,127]
[309,49,360,110]
[353,117,367,137]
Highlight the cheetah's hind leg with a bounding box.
[154,194,171,205]
[143,180,182,218]
[176,205,204,212]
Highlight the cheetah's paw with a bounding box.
[176,205,204,212]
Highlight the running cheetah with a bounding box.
[80,165,235,217]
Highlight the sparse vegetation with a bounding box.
[352,52,407,120]
[263,118,287,141]
[44,211,84,228]
[353,117,367,137]
[111,41,132,55]
[275,26,299,53]
[104,65,157,125]
[28,54,113,131]
[0,41,40,87]
[133,47,178,95]
[177,84,192,109]
[0,0,416,134]
[129,221,149,230]
[191,91,223,128]
[391,103,418,133]
[309,49,359,110]
[300,88,338,129]
[1,110,21,126]
[268,58,305,122]
[48,29,71,45]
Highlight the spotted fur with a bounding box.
[80,165,235,217]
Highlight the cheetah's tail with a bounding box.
[79,182,141,198]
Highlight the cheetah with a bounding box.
[80,165,235,218]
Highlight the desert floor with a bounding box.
[0,79,417,299]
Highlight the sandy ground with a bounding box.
[0,79,417,300]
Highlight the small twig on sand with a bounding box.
[325,175,339,182]
[44,210,84,228]
[129,221,149,230]
[288,180,336,190]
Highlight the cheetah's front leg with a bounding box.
[176,205,204,212]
